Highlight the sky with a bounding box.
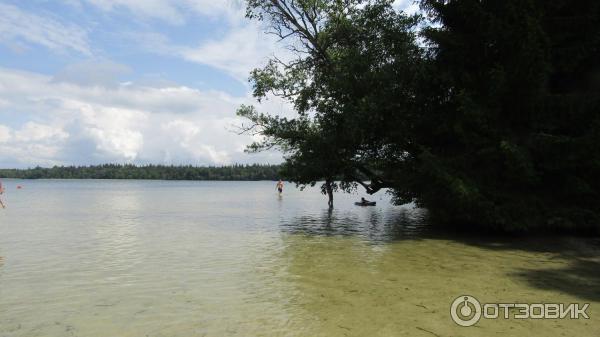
[0,0,418,168]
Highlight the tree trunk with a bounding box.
[326,179,334,208]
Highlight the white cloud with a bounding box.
[164,120,200,142]
[85,0,185,24]
[393,0,420,15]
[161,119,232,164]
[0,2,298,167]
[180,26,281,83]
[0,66,246,116]
[14,122,69,143]
[0,125,12,143]
[0,67,285,167]
[65,101,146,160]
[0,122,69,167]
[111,1,287,85]
[0,3,91,55]
[79,0,244,25]
[52,60,131,87]
[127,22,285,84]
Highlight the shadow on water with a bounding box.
[514,257,600,302]
[455,235,600,303]
[279,205,600,303]
[280,204,430,242]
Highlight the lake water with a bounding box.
[0,179,598,336]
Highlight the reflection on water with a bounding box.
[281,204,429,242]
[0,180,598,337]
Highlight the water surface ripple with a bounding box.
[0,180,598,336]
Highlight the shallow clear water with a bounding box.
[0,179,598,336]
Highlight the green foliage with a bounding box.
[238,0,600,232]
[413,0,600,232]
[239,0,422,195]
[0,164,281,181]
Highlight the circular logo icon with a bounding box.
[450,295,482,326]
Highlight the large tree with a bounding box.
[238,0,423,205]
[412,0,600,231]
[238,0,600,232]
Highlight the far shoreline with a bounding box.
[0,164,281,181]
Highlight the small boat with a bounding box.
[355,201,376,206]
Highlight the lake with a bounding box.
[0,179,598,336]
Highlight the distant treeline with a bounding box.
[0,164,282,181]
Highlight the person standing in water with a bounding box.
[0,179,5,208]
[276,180,284,195]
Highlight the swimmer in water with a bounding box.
[276,179,284,195]
[0,179,5,208]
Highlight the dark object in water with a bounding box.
[355,201,376,206]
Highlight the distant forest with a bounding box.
[0,164,281,181]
